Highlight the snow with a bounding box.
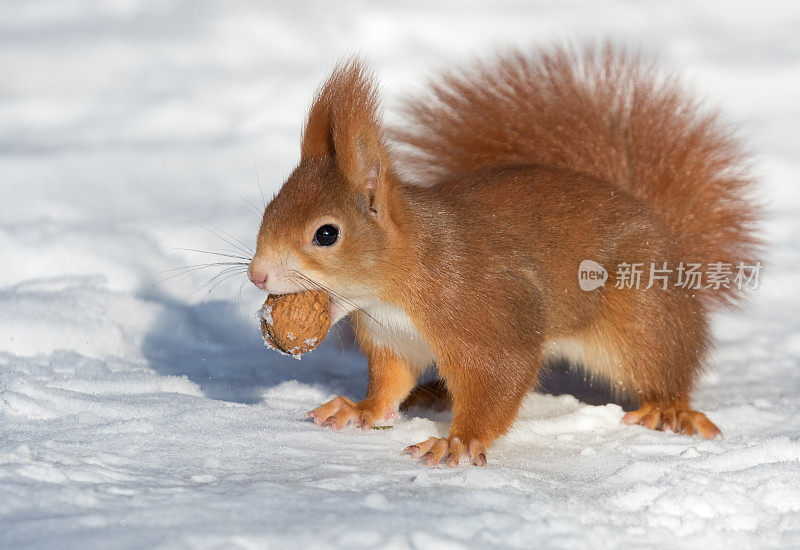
[1,1,799,548]
[258,302,273,327]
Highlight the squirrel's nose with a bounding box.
[248,262,269,290]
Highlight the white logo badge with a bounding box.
[578,260,608,291]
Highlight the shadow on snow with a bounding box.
[141,293,633,411]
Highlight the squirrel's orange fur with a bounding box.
[250,45,761,467]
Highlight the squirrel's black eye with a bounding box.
[313,224,339,247]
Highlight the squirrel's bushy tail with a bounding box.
[392,44,761,308]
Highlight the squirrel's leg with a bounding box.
[587,287,721,439]
[306,345,417,430]
[405,353,537,467]
[621,325,721,439]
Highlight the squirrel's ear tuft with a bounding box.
[301,57,392,215]
[300,80,336,160]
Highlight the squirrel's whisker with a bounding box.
[200,269,247,303]
[169,248,252,261]
[239,196,264,219]
[191,266,248,296]
[188,222,254,257]
[152,262,247,289]
[253,158,268,209]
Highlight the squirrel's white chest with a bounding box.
[358,301,435,371]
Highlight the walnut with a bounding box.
[259,290,331,356]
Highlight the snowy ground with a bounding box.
[1,1,800,548]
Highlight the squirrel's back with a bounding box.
[392,43,761,309]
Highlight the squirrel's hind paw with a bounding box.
[622,401,722,439]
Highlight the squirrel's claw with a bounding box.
[306,396,360,430]
[622,401,722,439]
[404,436,485,468]
[306,395,394,431]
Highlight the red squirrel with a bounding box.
[247,44,760,467]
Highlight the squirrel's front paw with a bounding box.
[404,436,487,468]
[305,396,393,430]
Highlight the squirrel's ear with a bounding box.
[352,135,389,216]
[300,58,392,216]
